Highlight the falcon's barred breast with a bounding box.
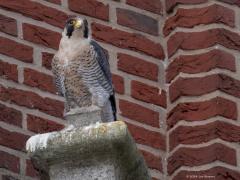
[52,17,116,122]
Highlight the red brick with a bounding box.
[131,81,166,108]
[218,0,240,7]
[168,29,240,57]
[119,99,160,128]
[112,74,124,94]
[0,150,20,173]
[0,0,67,28]
[166,0,208,13]
[126,0,162,15]
[0,14,17,36]
[117,8,158,35]
[168,143,236,175]
[24,68,56,94]
[69,0,109,21]
[167,97,237,129]
[141,150,163,172]
[117,53,158,81]
[164,4,235,36]
[27,114,64,133]
[173,166,240,180]
[126,122,166,150]
[92,23,165,60]
[170,74,240,102]
[0,127,29,151]
[0,60,18,82]
[42,52,54,70]
[44,0,61,4]
[26,160,39,178]
[0,85,64,118]
[23,23,61,50]
[166,49,236,82]
[0,104,22,127]
[169,121,240,150]
[0,36,33,63]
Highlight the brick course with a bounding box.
[0,36,33,63]
[0,85,64,118]
[0,150,20,173]
[119,99,160,127]
[118,53,159,81]
[167,28,240,57]
[117,8,159,35]
[0,60,18,82]
[164,4,235,36]
[166,49,236,82]
[0,103,22,127]
[166,0,208,13]
[0,14,17,37]
[169,121,240,151]
[167,97,237,129]
[69,0,109,21]
[42,52,54,70]
[0,0,68,28]
[141,150,163,172]
[0,127,29,152]
[126,122,166,150]
[24,68,57,94]
[92,22,165,59]
[23,23,61,50]
[27,114,64,133]
[126,0,163,15]
[131,80,166,108]
[168,143,237,174]
[164,0,240,179]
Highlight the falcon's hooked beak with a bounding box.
[74,20,82,29]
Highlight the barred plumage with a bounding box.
[52,17,116,122]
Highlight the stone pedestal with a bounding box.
[64,106,102,127]
[26,121,150,180]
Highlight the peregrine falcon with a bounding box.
[52,16,116,122]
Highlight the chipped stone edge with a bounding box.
[26,121,151,179]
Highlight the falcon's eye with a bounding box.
[69,20,74,25]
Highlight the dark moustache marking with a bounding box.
[65,17,76,38]
[66,24,74,38]
[83,19,89,38]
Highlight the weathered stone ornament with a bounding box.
[26,107,150,180]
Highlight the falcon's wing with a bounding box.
[90,40,113,90]
[51,55,65,96]
[77,40,117,120]
[90,41,117,120]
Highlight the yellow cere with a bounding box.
[74,20,82,28]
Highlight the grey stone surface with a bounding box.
[65,106,102,127]
[50,158,116,180]
[26,121,150,180]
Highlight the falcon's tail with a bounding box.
[109,94,117,121]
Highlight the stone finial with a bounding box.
[64,105,102,127]
[26,121,151,180]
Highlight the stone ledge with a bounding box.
[26,121,150,180]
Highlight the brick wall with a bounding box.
[0,0,240,180]
[165,0,240,179]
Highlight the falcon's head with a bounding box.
[64,17,88,39]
